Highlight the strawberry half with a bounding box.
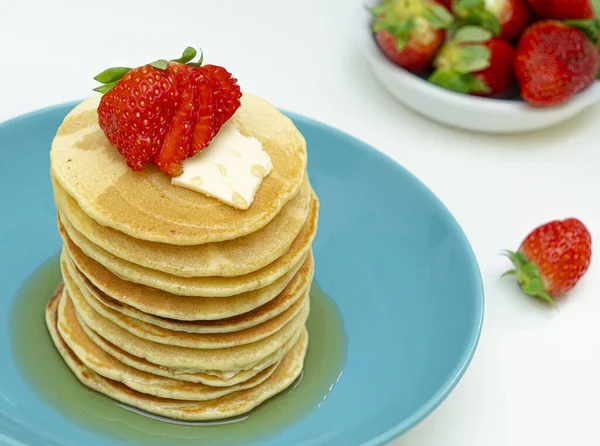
[428,26,516,97]
[502,219,592,304]
[370,0,455,73]
[453,0,532,41]
[93,47,241,177]
[514,20,600,106]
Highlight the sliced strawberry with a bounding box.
[201,64,242,125]
[93,47,242,176]
[188,67,217,156]
[197,67,224,132]
[154,64,199,176]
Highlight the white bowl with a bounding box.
[360,11,600,134]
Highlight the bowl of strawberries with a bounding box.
[362,0,600,133]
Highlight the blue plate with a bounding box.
[0,102,484,446]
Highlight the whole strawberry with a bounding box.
[526,0,595,20]
[514,20,600,106]
[428,26,516,97]
[371,0,454,73]
[453,0,532,41]
[93,47,241,176]
[96,65,178,171]
[502,219,592,304]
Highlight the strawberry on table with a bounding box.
[502,219,592,304]
[428,26,516,97]
[370,0,455,73]
[525,0,595,20]
[514,20,600,106]
[452,0,532,41]
[93,47,242,176]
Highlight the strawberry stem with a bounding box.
[171,46,197,64]
[500,250,556,305]
[92,46,206,94]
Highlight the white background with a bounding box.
[1,1,599,445]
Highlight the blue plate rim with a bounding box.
[0,99,485,446]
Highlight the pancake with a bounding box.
[65,277,310,371]
[57,290,280,401]
[63,253,309,349]
[58,194,319,297]
[81,314,303,386]
[53,175,313,277]
[47,292,309,421]
[50,93,308,245]
[66,240,310,322]
[64,250,314,334]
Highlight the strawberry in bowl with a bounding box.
[362,0,600,133]
[370,0,454,73]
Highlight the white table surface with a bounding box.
[2,1,599,445]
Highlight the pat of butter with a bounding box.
[172,119,273,210]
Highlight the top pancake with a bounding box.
[50,93,307,245]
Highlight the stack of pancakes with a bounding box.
[46,93,319,420]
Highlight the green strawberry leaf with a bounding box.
[149,59,169,70]
[369,4,388,19]
[386,19,416,50]
[429,70,470,93]
[171,46,197,64]
[93,81,119,94]
[453,0,501,37]
[501,250,557,305]
[93,67,132,84]
[454,25,493,44]
[187,49,204,67]
[453,44,491,73]
[592,0,600,18]
[480,12,502,36]
[422,2,455,30]
[453,0,484,10]
[564,19,600,45]
[464,73,491,93]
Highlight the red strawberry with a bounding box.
[93,47,242,176]
[370,0,454,73]
[453,0,532,41]
[96,65,178,171]
[202,65,242,126]
[188,68,218,157]
[154,63,199,177]
[514,20,600,106]
[429,26,516,97]
[525,0,594,20]
[502,219,592,304]
[434,0,453,10]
